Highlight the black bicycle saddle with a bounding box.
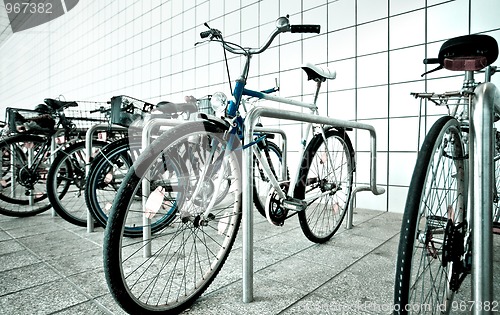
[156,101,198,115]
[424,34,498,75]
[44,98,78,110]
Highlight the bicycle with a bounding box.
[103,16,374,314]
[394,34,499,314]
[0,98,107,219]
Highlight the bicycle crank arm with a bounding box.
[302,187,340,203]
[281,198,307,211]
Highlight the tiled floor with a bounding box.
[0,208,498,315]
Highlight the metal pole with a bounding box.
[50,135,57,217]
[85,124,127,233]
[470,82,497,314]
[141,118,184,257]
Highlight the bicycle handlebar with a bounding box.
[89,106,110,114]
[200,16,320,56]
[290,25,321,34]
[200,30,212,39]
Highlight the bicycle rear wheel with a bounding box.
[0,134,51,217]
[394,116,469,314]
[253,140,288,217]
[294,128,354,243]
[104,121,242,314]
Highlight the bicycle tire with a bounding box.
[85,137,171,237]
[394,116,469,314]
[0,134,52,217]
[294,128,354,243]
[253,140,288,217]
[46,140,107,226]
[104,120,242,314]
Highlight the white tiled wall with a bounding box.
[1,0,500,213]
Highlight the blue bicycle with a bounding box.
[103,16,356,314]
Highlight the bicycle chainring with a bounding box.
[264,182,289,226]
[17,166,38,189]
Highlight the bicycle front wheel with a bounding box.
[104,121,242,314]
[394,116,469,314]
[295,128,354,243]
[46,140,107,227]
[85,138,132,229]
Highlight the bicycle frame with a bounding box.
[198,53,338,218]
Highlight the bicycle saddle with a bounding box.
[156,101,198,115]
[44,98,78,110]
[301,62,336,82]
[426,34,498,73]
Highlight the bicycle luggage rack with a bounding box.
[242,106,386,303]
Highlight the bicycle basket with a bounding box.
[197,96,215,116]
[64,101,110,130]
[110,95,154,127]
[6,108,55,134]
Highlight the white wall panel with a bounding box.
[0,0,499,213]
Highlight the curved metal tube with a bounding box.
[242,106,385,303]
[470,82,499,313]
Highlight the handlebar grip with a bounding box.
[291,25,320,34]
[423,58,440,64]
[89,107,108,114]
[200,30,212,39]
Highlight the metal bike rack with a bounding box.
[242,106,386,303]
[85,123,127,233]
[470,82,498,312]
[141,118,185,257]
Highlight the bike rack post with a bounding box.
[140,118,184,258]
[85,124,127,233]
[50,134,57,217]
[242,106,385,303]
[470,82,498,312]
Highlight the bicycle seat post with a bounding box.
[312,80,322,107]
[463,70,475,89]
